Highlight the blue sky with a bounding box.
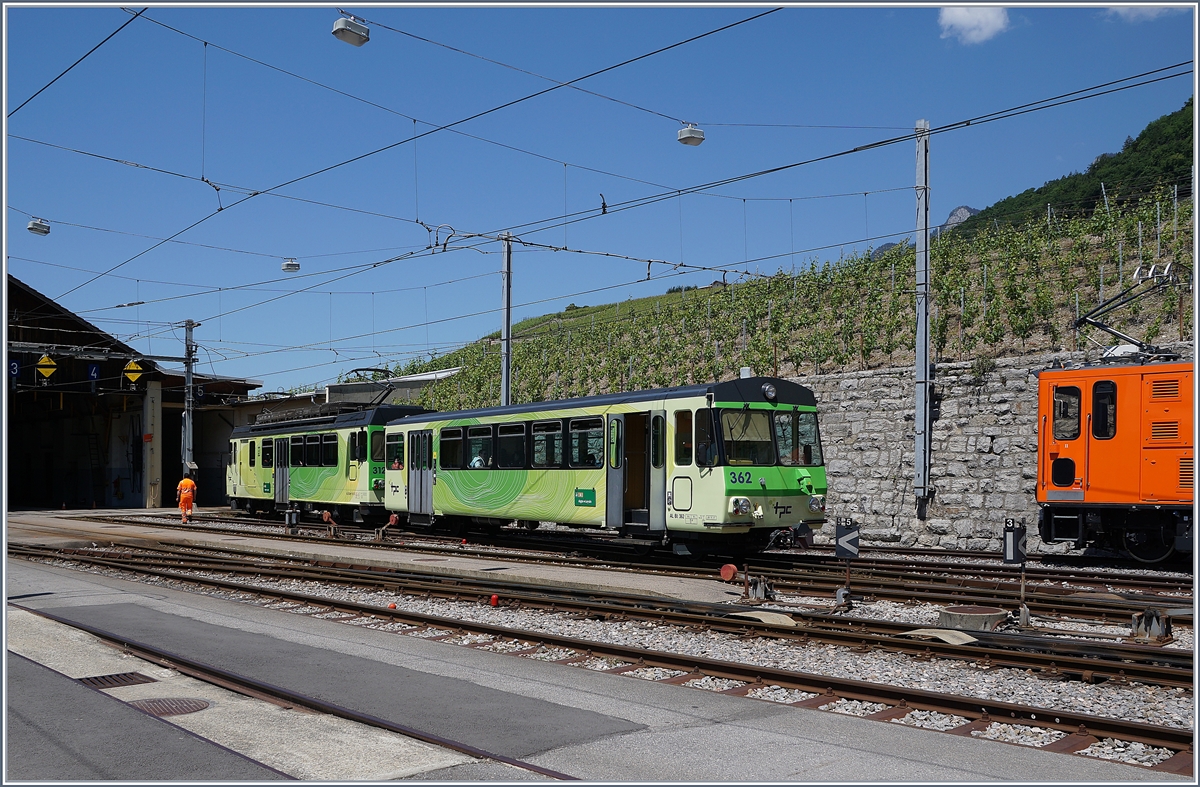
[4,5,1194,393]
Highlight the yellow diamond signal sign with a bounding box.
[123,360,143,383]
[35,355,56,378]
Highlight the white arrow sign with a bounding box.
[835,523,860,559]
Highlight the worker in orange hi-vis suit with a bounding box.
[177,473,197,524]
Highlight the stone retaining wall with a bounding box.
[795,345,1190,554]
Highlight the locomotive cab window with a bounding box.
[532,421,563,468]
[321,434,338,466]
[440,427,463,469]
[1052,386,1081,441]
[674,410,693,466]
[497,424,526,469]
[261,440,274,468]
[721,409,774,466]
[695,409,717,467]
[386,433,404,469]
[775,410,823,467]
[1092,381,1116,440]
[370,431,385,463]
[569,418,604,468]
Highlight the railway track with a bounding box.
[13,543,1192,687]
[12,543,1192,775]
[62,514,1194,623]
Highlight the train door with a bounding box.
[605,414,625,528]
[1082,376,1137,502]
[408,430,434,521]
[1141,370,1193,503]
[273,438,289,506]
[649,410,667,532]
[623,413,650,525]
[1042,381,1085,503]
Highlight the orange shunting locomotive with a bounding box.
[1036,358,1193,562]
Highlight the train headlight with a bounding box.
[808,495,825,513]
[761,382,776,400]
[731,497,752,515]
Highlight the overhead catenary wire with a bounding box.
[52,9,778,301]
[7,8,148,118]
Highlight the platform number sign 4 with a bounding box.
[1003,518,1027,565]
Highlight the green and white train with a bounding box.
[381,376,827,553]
[226,403,428,522]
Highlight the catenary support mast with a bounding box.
[914,120,932,511]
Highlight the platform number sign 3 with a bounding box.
[8,361,18,378]
[1003,518,1027,565]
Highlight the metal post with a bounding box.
[1156,203,1161,258]
[914,119,931,507]
[1101,182,1109,215]
[183,319,199,476]
[501,233,513,407]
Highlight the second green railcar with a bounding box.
[227,403,427,522]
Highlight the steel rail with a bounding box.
[10,572,1191,772]
[14,544,1192,689]
[67,514,1195,602]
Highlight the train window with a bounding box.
[721,409,775,466]
[290,436,305,467]
[440,427,463,469]
[249,440,256,467]
[532,421,563,468]
[322,434,338,466]
[306,435,321,467]
[1052,386,1081,440]
[1092,381,1116,440]
[348,432,357,464]
[775,410,823,467]
[227,442,234,466]
[674,411,693,466]
[1051,457,1075,487]
[497,424,526,469]
[651,415,665,469]
[607,419,623,469]
[261,440,274,468]
[386,433,404,470]
[467,426,494,468]
[569,418,604,468]
[695,409,717,467]
[370,431,385,463]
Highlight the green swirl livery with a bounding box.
[383,377,827,554]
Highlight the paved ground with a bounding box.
[6,523,1188,782]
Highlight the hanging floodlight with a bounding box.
[282,258,300,273]
[332,16,369,46]
[27,217,50,236]
[677,124,705,146]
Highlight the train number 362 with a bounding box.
[728,471,753,485]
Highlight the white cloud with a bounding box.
[939,7,1010,44]
[1105,7,1185,22]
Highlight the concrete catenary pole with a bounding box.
[182,319,199,476]
[501,233,513,407]
[914,120,932,510]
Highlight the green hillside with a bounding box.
[957,97,1192,234]
[364,100,1195,412]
